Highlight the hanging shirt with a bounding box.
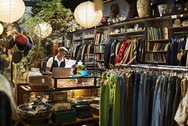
[116,41,128,63]
[100,72,120,126]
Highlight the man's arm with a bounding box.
[45,57,53,75]
[46,67,52,75]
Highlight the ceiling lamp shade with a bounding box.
[34,22,52,39]
[0,0,25,23]
[0,23,4,35]
[74,1,103,28]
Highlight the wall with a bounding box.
[102,0,174,17]
[103,0,129,17]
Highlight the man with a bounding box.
[46,47,68,75]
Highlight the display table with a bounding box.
[61,114,99,126]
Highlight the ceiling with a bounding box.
[23,0,117,12]
[24,0,90,12]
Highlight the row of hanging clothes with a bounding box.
[167,35,188,66]
[70,40,94,63]
[104,37,145,69]
[100,64,188,126]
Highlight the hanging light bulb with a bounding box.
[74,1,103,28]
[0,0,25,23]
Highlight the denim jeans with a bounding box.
[143,74,152,126]
[151,75,164,126]
[131,73,140,126]
[152,76,162,119]
[171,77,181,126]
[147,75,157,125]
[126,73,133,126]
[165,77,176,126]
[118,74,125,126]
[161,76,168,126]
[137,73,145,126]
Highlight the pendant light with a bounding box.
[74,1,103,28]
[34,22,52,39]
[0,23,4,35]
[0,0,25,23]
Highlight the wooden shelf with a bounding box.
[108,32,125,36]
[169,26,188,29]
[124,30,145,34]
[73,38,82,41]
[146,39,169,42]
[83,36,94,40]
[146,51,168,53]
[21,85,97,92]
[52,76,96,79]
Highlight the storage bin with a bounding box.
[51,108,76,124]
[28,76,52,90]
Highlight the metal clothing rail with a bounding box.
[114,64,188,72]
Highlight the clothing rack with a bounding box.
[114,64,188,72]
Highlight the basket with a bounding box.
[28,76,52,90]
[17,104,54,125]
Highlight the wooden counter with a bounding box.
[61,114,99,126]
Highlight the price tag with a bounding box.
[171,15,177,19]
[103,80,108,86]
[42,79,45,83]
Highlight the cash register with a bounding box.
[72,101,93,119]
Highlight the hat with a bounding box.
[6,35,15,49]
[15,34,28,51]
[15,34,28,46]
[24,46,29,57]
[58,47,68,52]
[12,51,22,63]
[26,36,34,50]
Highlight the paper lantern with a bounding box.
[0,0,25,23]
[74,1,103,28]
[0,23,3,35]
[34,22,52,38]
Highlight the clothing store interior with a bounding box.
[0,0,188,126]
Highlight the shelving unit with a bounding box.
[64,13,188,79]
[20,76,98,104]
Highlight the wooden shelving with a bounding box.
[83,36,94,40]
[146,39,169,42]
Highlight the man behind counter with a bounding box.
[46,47,68,75]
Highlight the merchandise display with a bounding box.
[1,0,188,126]
[57,78,94,88]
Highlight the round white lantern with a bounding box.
[0,23,4,35]
[74,1,103,28]
[34,22,52,39]
[0,0,25,23]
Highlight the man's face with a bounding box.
[59,50,67,57]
